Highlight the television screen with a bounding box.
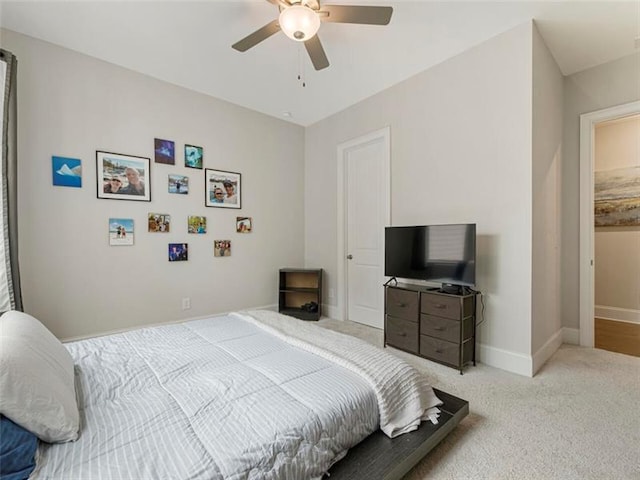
[385,224,476,286]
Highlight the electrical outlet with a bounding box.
[182,297,191,310]
[328,288,335,299]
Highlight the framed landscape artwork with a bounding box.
[594,166,640,226]
[96,151,151,202]
[205,169,241,209]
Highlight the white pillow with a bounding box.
[0,311,79,443]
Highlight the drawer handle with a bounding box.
[434,304,446,309]
[399,332,407,337]
[397,302,406,308]
[434,326,444,331]
[435,349,443,354]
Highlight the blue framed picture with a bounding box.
[154,138,175,165]
[168,243,188,262]
[52,156,82,188]
[185,144,203,169]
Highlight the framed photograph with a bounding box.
[205,169,241,209]
[154,138,175,165]
[236,217,252,233]
[185,144,203,169]
[109,218,134,246]
[214,240,231,257]
[188,216,207,234]
[52,156,82,188]
[168,243,188,262]
[96,151,151,202]
[169,174,189,194]
[148,213,171,233]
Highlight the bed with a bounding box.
[0,309,468,479]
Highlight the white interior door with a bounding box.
[341,129,390,329]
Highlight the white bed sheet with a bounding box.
[31,314,380,479]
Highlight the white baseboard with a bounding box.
[61,303,278,343]
[532,329,563,375]
[477,342,533,377]
[562,327,580,345]
[595,305,640,324]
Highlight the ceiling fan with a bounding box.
[232,0,393,71]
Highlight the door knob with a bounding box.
[347,254,353,260]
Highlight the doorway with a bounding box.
[579,101,640,352]
[337,127,390,329]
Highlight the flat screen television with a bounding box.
[385,224,476,289]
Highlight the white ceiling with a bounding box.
[1,1,638,126]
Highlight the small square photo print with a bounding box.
[168,174,188,194]
[214,240,231,257]
[154,138,175,165]
[188,216,207,234]
[148,213,171,232]
[168,243,188,262]
[236,217,252,233]
[109,218,134,246]
[52,156,82,188]
[185,144,203,169]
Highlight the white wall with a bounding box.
[305,23,535,374]
[1,29,306,339]
[562,52,640,331]
[594,116,640,319]
[531,24,563,372]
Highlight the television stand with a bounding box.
[384,283,476,374]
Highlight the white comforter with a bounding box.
[32,311,440,479]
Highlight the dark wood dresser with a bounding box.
[384,283,476,374]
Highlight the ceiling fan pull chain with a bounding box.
[297,43,306,88]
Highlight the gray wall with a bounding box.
[305,23,535,374]
[531,24,563,364]
[1,29,306,339]
[561,52,640,331]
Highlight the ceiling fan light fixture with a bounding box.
[279,5,320,42]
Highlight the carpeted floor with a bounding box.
[317,318,640,480]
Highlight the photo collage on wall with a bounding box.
[52,135,252,262]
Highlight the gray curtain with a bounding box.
[0,49,22,312]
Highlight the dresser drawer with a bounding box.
[386,288,419,321]
[420,314,475,343]
[386,315,419,353]
[420,294,461,320]
[420,336,460,366]
[420,314,461,343]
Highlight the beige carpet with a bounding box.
[317,318,640,480]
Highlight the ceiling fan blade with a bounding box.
[319,5,393,25]
[304,35,330,71]
[232,19,281,52]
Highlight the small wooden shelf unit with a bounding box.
[278,268,323,321]
[384,283,476,374]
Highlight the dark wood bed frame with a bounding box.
[327,389,468,479]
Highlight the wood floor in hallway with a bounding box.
[595,317,640,357]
